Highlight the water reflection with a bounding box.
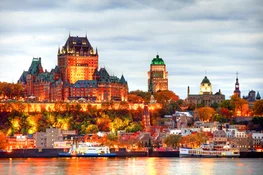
[0,157,262,175]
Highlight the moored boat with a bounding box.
[58,142,116,157]
[179,143,240,158]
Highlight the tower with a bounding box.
[200,76,212,95]
[234,72,241,98]
[143,105,151,131]
[148,55,168,92]
[57,35,98,84]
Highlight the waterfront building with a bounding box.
[34,132,47,148]
[18,34,128,102]
[187,76,225,106]
[35,128,63,148]
[148,55,168,93]
[252,133,263,149]
[6,134,34,149]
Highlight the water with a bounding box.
[0,157,262,175]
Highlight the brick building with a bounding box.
[18,35,128,102]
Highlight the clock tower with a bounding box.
[234,72,241,98]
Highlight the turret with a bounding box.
[256,91,261,100]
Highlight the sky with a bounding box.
[0,0,262,99]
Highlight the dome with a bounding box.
[151,55,165,65]
[201,76,211,85]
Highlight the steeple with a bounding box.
[234,72,241,98]
[58,46,60,55]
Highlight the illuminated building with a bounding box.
[187,76,225,106]
[148,55,168,93]
[7,134,34,149]
[142,105,151,131]
[18,35,128,102]
[58,35,98,84]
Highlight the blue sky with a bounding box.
[0,0,262,99]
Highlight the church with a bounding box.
[187,76,225,106]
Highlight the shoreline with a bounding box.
[0,148,263,158]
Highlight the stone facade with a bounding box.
[148,55,168,93]
[187,76,225,106]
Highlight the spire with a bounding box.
[234,72,241,98]
[256,91,261,100]
[58,46,60,55]
[120,74,127,84]
[96,47,98,55]
[85,31,87,38]
[69,31,70,37]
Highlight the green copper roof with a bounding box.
[151,55,165,65]
[201,76,211,84]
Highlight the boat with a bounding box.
[179,142,240,158]
[58,142,116,157]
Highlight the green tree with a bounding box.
[212,114,228,123]
[164,134,181,148]
[107,132,118,141]
[125,122,143,132]
[220,100,233,110]
[86,124,99,134]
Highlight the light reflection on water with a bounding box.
[0,157,262,175]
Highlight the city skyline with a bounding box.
[0,0,262,99]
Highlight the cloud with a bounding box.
[0,0,262,99]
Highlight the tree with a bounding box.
[220,100,233,110]
[86,124,99,134]
[210,102,219,110]
[197,107,216,121]
[155,90,179,104]
[253,100,263,116]
[96,117,111,131]
[220,107,231,119]
[125,122,143,132]
[230,95,248,116]
[252,117,263,129]
[129,90,151,102]
[107,132,118,141]
[163,134,181,149]
[128,94,144,103]
[212,114,228,123]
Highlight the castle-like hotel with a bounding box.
[18,35,128,102]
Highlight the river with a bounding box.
[0,157,262,175]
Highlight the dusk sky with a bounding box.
[0,0,262,99]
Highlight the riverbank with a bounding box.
[0,149,262,158]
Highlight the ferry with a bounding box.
[179,143,240,158]
[58,142,116,157]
